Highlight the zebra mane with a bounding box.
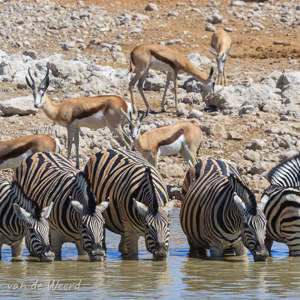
[145,166,159,213]
[228,174,257,214]
[267,154,300,187]
[11,181,42,219]
[76,171,96,213]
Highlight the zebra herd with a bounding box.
[0,145,299,262]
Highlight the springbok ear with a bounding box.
[41,202,54,219]
[97,201,109,213]
[162,198,175,214]
[133,198,149,216]
[225,45,232,56]
[258,194,269,211]
[13,203,31,221]
[207,48,218,58]
[233,192,246,214]
[72,201,84,215]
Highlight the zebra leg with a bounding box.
[234,242,248,256]
[75,240,88,257]
[265,235,273,256]
[50,231,64,260]
[11,238,25,261]
[187,239,208,258]
[209,246,224,258]
[118,234,128,255]
[123,227,139,260]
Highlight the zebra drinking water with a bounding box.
[84,149,175,260]
[0,177,54,262]
[260,154,300,256]
[180,158,268,261]
[14,152,109,261]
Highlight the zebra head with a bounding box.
[13,202,54,262]
[229,175,268,262]
[72,172,109,262]
[134,198,175,261]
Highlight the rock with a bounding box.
[244,149,260,163]
[245,139,266,151]
[145,3,158,11]
[0,96,38,115]
[188,109,203,119]
[207,14,223,24]
[205,23,216,32]
[228,131,243,141]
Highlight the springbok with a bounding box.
[122,109,202,168]
[0,135,61,170]
[129,43,215,114]
[26,67,133,169]
[208,29,232,86]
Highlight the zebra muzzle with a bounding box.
[40,249,55,262]
[153,244,168,261]
[88,246,106,262]
[252,248,269,262]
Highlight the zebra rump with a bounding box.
[260,153,300,256]
[180,159,268,261]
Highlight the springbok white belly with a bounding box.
[73,110,107,130]
[0,150,33,170]
[149,57,173,73]
[158,135,184,157]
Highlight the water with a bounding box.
[0,209,299,299]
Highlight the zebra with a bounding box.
[14,152,109,261]
[260,153,300,256]
[180,158,268,261]
[0,177,54,262]
[84,149,175,260]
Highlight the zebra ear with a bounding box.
[133,198,149,216]
[258,194,269,211]
[13,203,31,221]
[97,201,109,213]
[233,193,246,214]
[162,198,175,214]
[41,202,53,219]
[72,200,83,215]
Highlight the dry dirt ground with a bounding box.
[1,0,299,195]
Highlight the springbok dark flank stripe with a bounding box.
[180,158,268,261]
[84,149,175,260]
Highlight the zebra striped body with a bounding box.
[14,152,109,261]
[180,159,268,261]
[84,149,175,260]
[0,177,54,261]
[260,154,300,256]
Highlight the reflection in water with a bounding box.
[0,209,299,299]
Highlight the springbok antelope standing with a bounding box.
[129,43,215,114]
[0,135,61,170]
[122,109,202,168]
[208,29,232,86]
[26,67,133,169]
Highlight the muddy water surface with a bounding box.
[0,209,299,299]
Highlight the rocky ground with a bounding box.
[0,0,299,201]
